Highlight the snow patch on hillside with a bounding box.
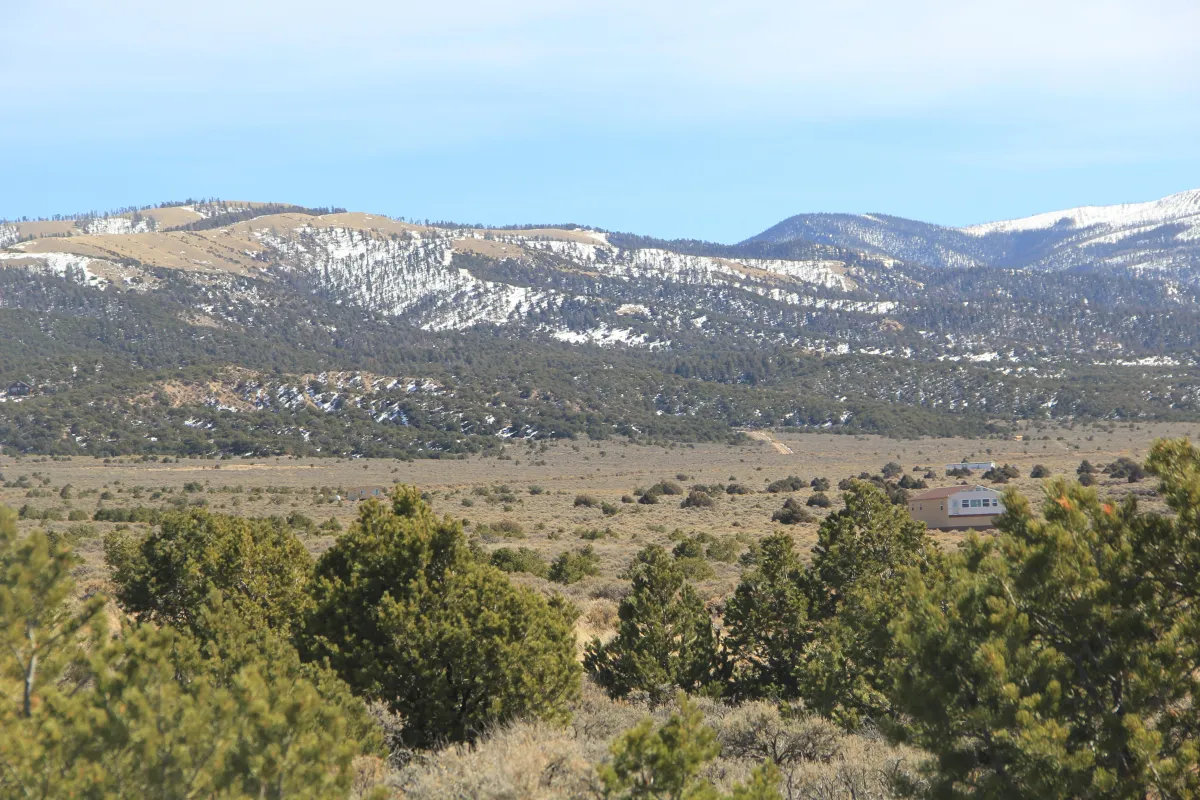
[81,216,156,235]
[258,225,571,330]
[509,237,852,289]
[962,189,1200,236]
[422,280,556,331]
[0,252,105,286]
[0,225,18,248]
[550,325,649,346]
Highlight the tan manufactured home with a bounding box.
[908,484,1004,530]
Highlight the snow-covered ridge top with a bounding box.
[961,189,1200,236]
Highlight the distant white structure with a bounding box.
[945,461,995,472]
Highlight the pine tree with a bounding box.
[891,439,1200,798]
[722,533,809,698]
[724,481,941,725]
[0,506,368,799]
[301,486,581,746]
[585,545,724,701]
[0,506,104,721]
[104,508,314,640]
[799,480,943,727]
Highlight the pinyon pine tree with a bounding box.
[891,438,1200,799]
[723,481,940,724]
[301,485,581,746]
[799,480,943,727]
[0,506,368,799]
[104,508,314,640]
[722,533,809,698]
[585,545,724,701]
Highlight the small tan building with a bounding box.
[908,484,1004,530]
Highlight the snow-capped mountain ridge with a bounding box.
[962,189,1200,236]
[748,188,1200,276]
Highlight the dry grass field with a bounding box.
[3,420,1188,625]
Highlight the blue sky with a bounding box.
[2,0,1198,242]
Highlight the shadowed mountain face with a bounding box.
[3,195,1200,458]
[746,189,1200,274]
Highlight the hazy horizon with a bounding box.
[3,0,1199,241]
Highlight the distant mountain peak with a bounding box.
[960,188,1200,237]
[748,189,1200,273]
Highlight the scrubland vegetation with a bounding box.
[3,431,1200,798]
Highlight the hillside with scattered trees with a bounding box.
[4,200,1200,457]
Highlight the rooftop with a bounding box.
[911,484,994,501]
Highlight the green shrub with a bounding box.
[771,498,814,525]
[574,494,600,508]
[982,463,1020,483]
[301,486,580,747]
[104,508,314,640]
[806,492,831,508]
[489,546,549,578]
[649,480,684,496]
[681,490,715,509]
[1030,463,1051,478]
[600,694,781,800]
[766,476,806,493]
[705,537,740,563]
[1105,456,1147,482]
[94,506,161,524]
[478,519,525,538]
[672,537,706,560]
[576,526,614,541]
[675,556,715,581]
[286,511,317,534]
[548,545,602,585]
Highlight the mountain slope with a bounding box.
[3,197,1200,457]
[747,189,1200,275]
